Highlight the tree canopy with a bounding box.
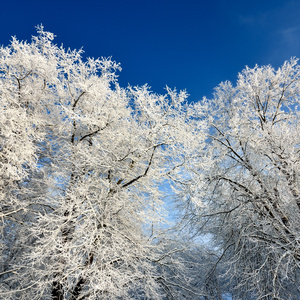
[1,26,300,300]
[0,26,205,300]
[191,58,300,299]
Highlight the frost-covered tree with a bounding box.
[8,26,300,300]
[0,26,204,299]
[191,58,300,299]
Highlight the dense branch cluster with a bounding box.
[1,27,300,299]
[191,59,300,299]
[0,27,203,300]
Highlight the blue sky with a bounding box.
[1,0,300,102]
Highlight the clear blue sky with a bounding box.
[1,0,300,102]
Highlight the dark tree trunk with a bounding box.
[52,280,64,300]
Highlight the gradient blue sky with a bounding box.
[1,0,300,102]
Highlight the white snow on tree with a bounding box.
[0,26,204,300]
